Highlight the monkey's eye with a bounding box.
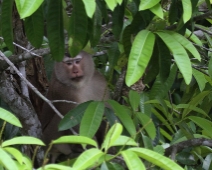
[75,59,81,64]
[65,61,73,65]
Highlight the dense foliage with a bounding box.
[1,0,212,169]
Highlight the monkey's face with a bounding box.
[54,51,95,88]
[63,56,84,81]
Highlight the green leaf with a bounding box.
[24,6,44,48]
[169,32,201,61]
[0,148,18,170]
[137,113,156,140]
[157,37,172,82]
[2,136,45,147]
[82,0,96,18]
[177,104,209,119]
[185,29,202,46]
[192,68,207,91]
[73,148,104,169]
[15,0,44,18]
[126,30,155,86]
[108,100,137,138]
[209,57,212,78]
[101,123,123,150]
[80,101,104,138]
[129,90,140,111]
[112,135,138,147]
[181,0,192,23]
[105,0,117,11]
[90,4,102,47]
[129,148,184,170]
[122,25,132,56]
[69,0,88,57]
[112,3,125,39]
[149,3,163,19]
[188,116,212,138]
[37,164,73,170]
[139,0,160,10]
[168,0,178,24]
[3,147,23,165]
[1,0,14,52]
[0,108,22,127]
[59,101,92,131]
[156,31,192,85]
[47,0,64,61]
[121,150,146,170]
[52,136,97,147]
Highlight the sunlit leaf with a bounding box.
[122,150,146,170]
[126,30,155,86]
[130,148,184,170]
[149,3,163,19]
[105,0,117,11]
[52,136,97,147]
[181,0,192,23]
[15,0,44,18]
[2,136,45,147]
[139,0,160,10]
[73,148,104,169]
[0,148,18,170]
[156,31,192,85]
[82,0,96,18]
[0,108,22,127]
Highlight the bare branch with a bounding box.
[165,138,212,159]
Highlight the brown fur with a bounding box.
[41,51,109,162]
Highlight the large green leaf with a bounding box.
[188,116,212,138]
[139,0,160,10]
[129,148,184,170]
[52,136,97,147]
[101,123,123,150]
[192,68,207,92]
[15,0,44,18]
[1,0,14,52]
[80,101,104,138]
[121,150,145,170]
[0,148,18,170]
[2,136,45,147]
[69,0,88,57]
[126,30,155,86]
[24,6,44,48]
[47,0,64,61]
[169,32,201,61]
[0,108,22,127]
[181,0,192,23]
[59,101,92,131]
[156,31,192,85]
[108,100,137,138]
[73,148,104,169]
[82,0,96,18]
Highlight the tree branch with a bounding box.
[165,138,212,158]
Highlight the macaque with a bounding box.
[41,51,109,162]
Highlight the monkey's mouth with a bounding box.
[71,76,83,81]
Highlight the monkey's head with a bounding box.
[54,51,95,88]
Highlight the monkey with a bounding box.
[41,51,109,162]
